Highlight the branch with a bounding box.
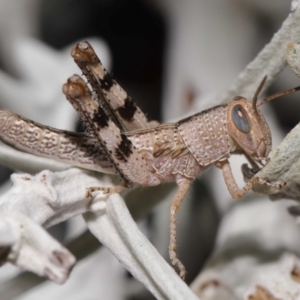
[85,193,198,300]
[0,168,198,300]
[218,0,300,104]
[190,196,300,299]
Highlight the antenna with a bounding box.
[252,76,267,111]
[258,85,300,106]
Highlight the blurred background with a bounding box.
[0,1,298,299]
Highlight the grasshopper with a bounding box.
[0,41,299,280]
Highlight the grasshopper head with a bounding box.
[227,97,271,162]
[227,76,300,163]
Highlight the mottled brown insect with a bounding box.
[0,41,299,280]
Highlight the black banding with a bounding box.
[115,148,127,162]
[119,134,132,157]
[114,134,133,162]
[93,106,109,128]
[117,97,137,121]
[100,73,114,91]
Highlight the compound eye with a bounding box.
[231,104,251,133]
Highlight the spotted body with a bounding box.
[178,105,230,165]
[0,41,299,280]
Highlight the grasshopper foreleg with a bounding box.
[215,160,286,199]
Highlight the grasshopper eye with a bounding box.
[231,104,250,133]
